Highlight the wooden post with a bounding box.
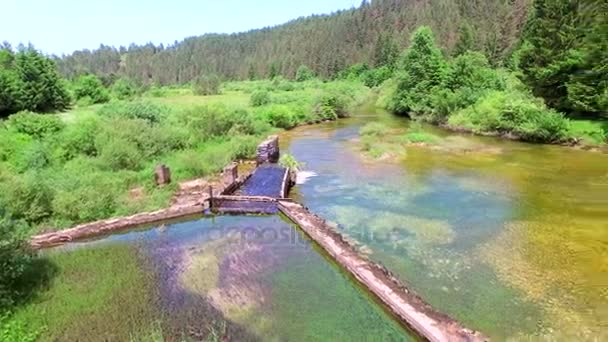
[155,165,171,186]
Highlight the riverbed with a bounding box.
[282,106,608,340]
[17,103,607,341]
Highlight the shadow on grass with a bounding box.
[11,256,59,311]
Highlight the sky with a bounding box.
[1,0,360,55]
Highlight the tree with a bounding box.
[295,65,315,82]
[110,78,136,100]
[453,22,476,56]
[390,26,448,116]
[247,63,257,81]
[73,74,110,104]
[565,0,608,115]
[372,33,399,70]
[518,0,592,111]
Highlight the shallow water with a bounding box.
[51,215,412,341]
[282,109,608,339]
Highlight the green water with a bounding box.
[282,108,608,340]
[24,215,411,341]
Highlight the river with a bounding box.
[37,104,607,341]
[282,105,608,340]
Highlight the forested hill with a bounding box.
[56,0,530,84]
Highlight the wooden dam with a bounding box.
[31,135,486,342]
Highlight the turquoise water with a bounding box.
[282,111,608,340]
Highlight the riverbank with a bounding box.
[0,79,370,236]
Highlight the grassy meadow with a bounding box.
[0,79,370,233]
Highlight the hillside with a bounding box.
[56,0,530,84]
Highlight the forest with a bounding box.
[0,0,607,340]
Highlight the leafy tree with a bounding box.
[268,62,280,79]
[192,74,221,95]
[73,74,110,104]
[453,22,476,56]
[247,64,257,81]
[390,26,448,116]
[295,65,315,82]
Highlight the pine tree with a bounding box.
[372,33,400,70]
[565,0,608,115]
[517,0,586,112]
[391,26,448,116]
[453,22,476,56]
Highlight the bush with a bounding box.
[0,217,33,312]
[111,79,136,100]
[98,138,142,171]
[360,122,390,137]
[295,65,315,82]
[448,91,571,142]
[97,101,169,123]
[362,66,392,88]
[193,74,221,96]
[0,173,54,224]
[314,92,349,120]
[55,116,101,160]
[6,111,65,138]
[255,104,298,129]
[73,75,110,104]
[52,174,119,224]
[250,90,271,107]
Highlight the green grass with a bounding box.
[570,119,607,145]
[0,244,159,341]
[0,80,369,231]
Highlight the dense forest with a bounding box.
[56,0,531,82]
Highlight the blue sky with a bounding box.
[2,0,360,55]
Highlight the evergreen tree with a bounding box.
[565,0,608,115]
[453,22,476,56]
[391,26,448,116]
[519,0,585,110]
[0,46,70,116]
[372,33,400,70]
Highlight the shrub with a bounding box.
[52,174,119,224]
[175,104,247,140]
[314,92,349,120]
[295,65,315,82]
[6,111,65,138]
[360,122,390,137]
[0,173,54,224]
[255,105,298,129]
[97,101,169,123]
[193,74,221,95]
[448,91,571,142]
[0,217,33,312]
[250,90,271,107]
[111,79,136,100]
[55,116,101,160]
[279,154,304,171]
[338,63,370,80]
[362,66,392,88]
[73,75,110,104]
[229,135,258,160]
[98,138,142,171]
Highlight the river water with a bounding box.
[41,105,606,341]
[282,106,608,340]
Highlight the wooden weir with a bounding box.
[29,135,487,341]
